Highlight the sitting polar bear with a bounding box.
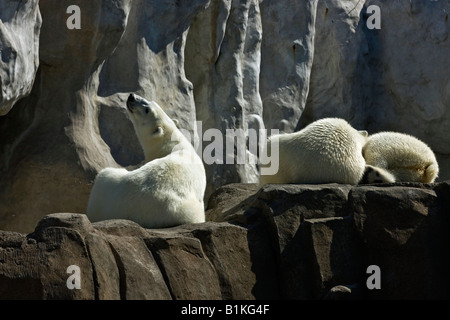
[259,117,368,186]
[362,131,439,183]
[87,93,206,228]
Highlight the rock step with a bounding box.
[1,182,449,300]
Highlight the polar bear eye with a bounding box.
[145,107,150,114]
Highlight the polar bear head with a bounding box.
[362,131,439,183]
[126,93,181,162]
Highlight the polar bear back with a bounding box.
[260,118,367,185]
[363,131,439,183]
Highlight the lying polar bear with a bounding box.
[259,117,368,186]
[87,93,206,228]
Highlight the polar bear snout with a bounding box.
[127,94,136,113]
[128,93,136,102]
[127,93,139,113]
[127,93,149,113]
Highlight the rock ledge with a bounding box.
[1,182,450,299]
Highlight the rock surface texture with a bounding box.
[1,182,449,300]
[0,0,41,116]
[0,0,449,235]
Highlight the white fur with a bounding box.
[87,94,206,228]
[359,165,396,184]
[259,117,368,186]
[362,131,439,183]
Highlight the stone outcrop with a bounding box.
[0,0,41,116]
[206,181,450,299]
[1,0,449,235]
[1,182,450,300]
[0,213,256,300]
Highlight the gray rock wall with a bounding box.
[0,0,132,232]
[0,0,41,116]
[1,0,449,233]
[260,0,318,133]
[185,0,265,196]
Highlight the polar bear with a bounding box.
[259,117,368,186]
[86,93,206,228]
[359,165,396,184]
[362,131,439,183]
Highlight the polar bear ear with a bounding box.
[358,130,368,137]
[172,119,179,127]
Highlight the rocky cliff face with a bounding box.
[0,1,449,233]
[1,182,449,299]
[0,0,41,116]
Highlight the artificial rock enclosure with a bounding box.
[0,0,449,300]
